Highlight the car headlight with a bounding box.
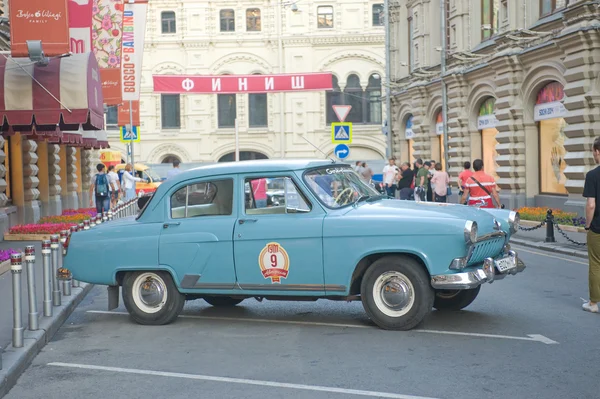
[508,211,520,234]
[464,220,478,244]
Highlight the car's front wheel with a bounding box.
[122,271,185,325]
[433,286,481,311]
[203,296,244,307]
[360,256,433,330]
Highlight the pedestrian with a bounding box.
[122,163,144,201]
[582,137,600,313]
[460,159,501,208]
[360,162,373,184]
[354,161,362,173]
[431,163,450,203]
[382,158,399,198]
[251,177,268,208]
[107,165,121,208]
[89,163,110,214]
[397,162,414,200]
[458,161,473,205]
[415,161,431,202]
[166,159,182,179]
[427,160,436,202]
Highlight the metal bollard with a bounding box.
[11,253,24,348]
[97,214,102,225]
[50,234,61,306]
[59,230,71,296]
[103,212,108,223]
[545,209,556,243]
[24,246,39,331]
[83,220,90,230]
[41,240,53,317]
[78,222,84,231]
[108,210,113,221]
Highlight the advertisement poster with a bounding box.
[118,100,140,126]
[93,0,125,105]
[121,0,148,102]
[68,0,93,54]
[9,0,71,57]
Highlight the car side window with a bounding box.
[245,177,311,215]
[171,179,234,219]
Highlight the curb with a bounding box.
[511,238,588,260]
[0,283,94,398]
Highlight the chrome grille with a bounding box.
[467,237,506,265]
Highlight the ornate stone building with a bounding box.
[389,0,599,212]
[107,0,387,164]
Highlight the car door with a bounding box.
[233,174,326,295]
[159,177,237,292]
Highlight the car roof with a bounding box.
[160,158,346,188]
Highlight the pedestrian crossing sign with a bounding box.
[120,126,140,143]
[331,122,353,144]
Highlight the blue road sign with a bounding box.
[331,122,353,143]
[334,144,350,160]
[120,126,140,143]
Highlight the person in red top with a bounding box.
[251,178,268,208]
[460,159,501,209]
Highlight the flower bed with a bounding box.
[62,208,98,218]
[4,222,79,241]
[515,207,585,227]
[0,248,21,262]
[38,214,91,224]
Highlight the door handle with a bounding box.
[163,222,181,229]
[239,218,258,225]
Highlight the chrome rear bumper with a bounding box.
[431,252,526,290]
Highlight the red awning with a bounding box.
[0,52,104,132]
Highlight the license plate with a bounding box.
[495,256,517,273]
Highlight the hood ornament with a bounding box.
[493,219,501,230]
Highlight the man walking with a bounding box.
[382,158,399,198]
[415,161,430,202]
[460,159,501,208]
[89,163,110,214]
[397,162,414,200]
[167,160,182,179]
[582,137,600,313]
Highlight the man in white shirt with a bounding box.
[166,160,182,179]
[382,158,399,198]
[107,165,120,208]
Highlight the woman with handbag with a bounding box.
[431,163,450,203]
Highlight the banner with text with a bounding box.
[118,100,140,126]
[121,0,148,102]
[93,0,125,105]
[153,73,334,94]
[68,0,92,54]
[9,0,71,57]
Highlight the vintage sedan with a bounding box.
[64,159,524,331]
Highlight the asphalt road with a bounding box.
[3,245,599,399]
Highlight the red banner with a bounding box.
[117,100,140,126]
[68,0,93,54]
[9,0,71,57]
[153,73,333,94]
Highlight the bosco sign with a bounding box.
[120,0,148,102]
[258,242,290,284]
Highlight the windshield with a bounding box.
[303,166,379,208]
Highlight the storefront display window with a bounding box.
[435,112,446,171]
[535,82,567,195]
[405,115,415,163]
[478,97,499,181]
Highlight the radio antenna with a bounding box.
[300,135,336,163]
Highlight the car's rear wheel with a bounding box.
[203,296,244,307]
[122,271,185,325]
[360,256,433,330]
[433,286,481,311]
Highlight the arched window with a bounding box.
[366,74,382,124]
[405,114,415,163]
[162,155,181,164]
[161,11,176,34]
[246,8,261,31]
[344,74,363,123]
[220,9,235,32]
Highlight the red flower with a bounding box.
[115,3,123,11]
[112,29,120,37]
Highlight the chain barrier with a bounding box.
[518,221,546,231]
[554,224,587,246]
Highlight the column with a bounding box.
[47,143,62,216]
[22,139,41,224]
[74,148,83,204]
[58,145,68,209]
[79,149,93,208]
[36,140,50,217]
[0,135,9,233]
[65,146,79,209]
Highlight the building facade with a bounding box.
[106,0,387,164]
[389,0,600,213]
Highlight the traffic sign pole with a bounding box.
[129,100,134,167]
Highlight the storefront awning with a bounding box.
[95,130,110,149]
[0,52,104,132]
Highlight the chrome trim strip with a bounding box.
[475,231,505,242]
[238,284,345,292]
[192,283,236,290]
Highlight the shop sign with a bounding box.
[68,0,93,54]
[405,115,414,140]
[534,101,566,121]
[118,100,140,126]
[121,0,148,102]
[477,114,499,130]
[94,0,125,105]
[9,0,71,57]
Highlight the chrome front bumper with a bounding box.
[431,251,526,290]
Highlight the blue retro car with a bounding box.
[64,159,524,331]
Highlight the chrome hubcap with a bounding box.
[139,277,165,307]
[373,272,415,317]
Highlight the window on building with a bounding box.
[218,94,237,128]
[161,94,181,129]
[445,0,451,51]
[501,0,508,23]
[170,179,234,219]
[326,74,382,125]
[105,105,118,129]
[408,16,414,72]
[246,8,261,31]
[220,9,235,32]
[372,4,384,26]
[249,73,267,127]
[317,6,333,28]
[482,0,500,40]
[161,11,176,34]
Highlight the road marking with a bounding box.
[86,310,558,344]
[48,362,442,399]
[512,245,588,265]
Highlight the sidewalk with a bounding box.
[0,240,93,397]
